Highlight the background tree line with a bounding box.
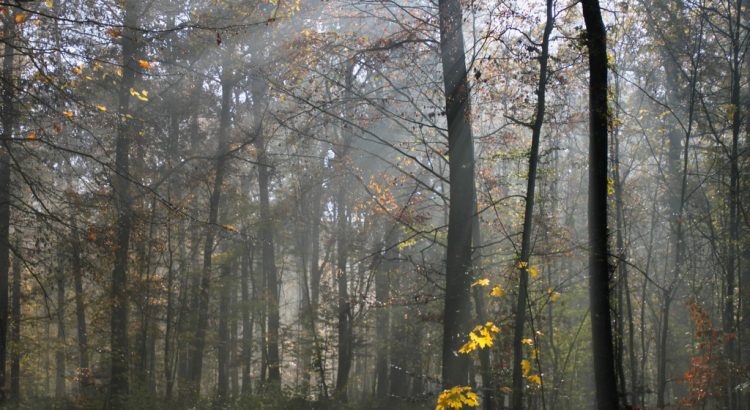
[0,0,748,409]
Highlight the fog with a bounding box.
[0,0,748,409]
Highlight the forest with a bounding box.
[0,0,749,409]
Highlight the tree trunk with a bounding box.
[471,207,493,410]
[217,262,232,406]
[189,60,233,399]
[374,228,395,403]
[511,1,553,407]
[56,255,66,399]
[71,226,91,396]
[334,163,352,401]
[109,2,139,406]
[10,241,20,402]
[581,0,618,408]
[241,241,254,395]
[0,11,17,406]
[252,76,281,388]
[438,0,476,389]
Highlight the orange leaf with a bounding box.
[26,130,37,140]
[14,14,27,24]
[137,59,154,70]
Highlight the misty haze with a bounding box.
[0,0,748,409]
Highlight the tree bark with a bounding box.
[109,2,139,406]
[438,0,476,389]
[0,11,17,406]
[189,60,233,399]
[511,1,553,407]
[10,241,20,402]
[56,254,66,399]
[71,226,91,396]
[252,76,281,388]
[581,0,619,408]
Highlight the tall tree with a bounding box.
[0,10,17,405]
[581,0,619,408]
[438,0,476,389]
[510,0,554,406]
[108,1,140,406]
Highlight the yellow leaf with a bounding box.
[26,130,37,140]
[436,386,480,410]
[499,386,512,395]
[222,224,239,233]
[62,111,74,118]
[116,68,123,77]
[527,266,540,279]
[527,374,542,386]
[14,14,27,24]
[471,278,489,287]
[522,338,533,346]
[96,105,107,112]
[516,261,528,269]
[458,323,499,354]
[138,59,154,70]
[548,288,561,302]
[521,359,530,376]
[531,348,539,360]
[46,0,53,8]
[490,285,504,297]
[130,88,148,102]
[72,66,83,76]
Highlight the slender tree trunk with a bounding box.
[724,4,743,408]
[10,241,20,402]
[56,255,66,399]
[71,226,91,396]
[109,2,139,406]
[581,0,619,408]
[471,207,493,410]
[217,262,232,406]
[252,76,281,388]
[334,160,352,401]
[612,100,637,408]
[511,1,553,407]
[189,60,233,399]
[438,0,476,389]
[374,228,394,403]
[0,11,17,406]
[241,241,254,396]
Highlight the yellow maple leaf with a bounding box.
[436,386,479,410]
[548,288,561,302]
[46,0,53,8]
[527,374,542,386]
[522,338,534,346]
[458,323,499,354]
[516,261,528,269]
[528,266,540,279]
[521,359,531,376]
[490,285,504,297]
[116,68,123,77]
[471,278,489,287]
[96,105,107,112]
